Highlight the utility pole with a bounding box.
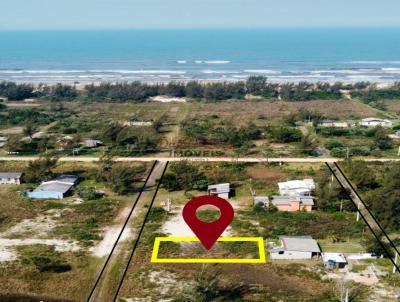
[393,251,398,273]
[356,199,361,222]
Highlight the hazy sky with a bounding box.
[1,0,400,30]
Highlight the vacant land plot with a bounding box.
[189,100,377,125]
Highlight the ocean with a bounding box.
[0,28,400,83]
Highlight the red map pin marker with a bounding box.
[182,195,234,250]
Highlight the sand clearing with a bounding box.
[0,210,80,262]
[0,239,80,261]
[161,207,231,237]
[150,96,186,103]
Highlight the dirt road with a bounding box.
[0,156,399,163]
[87,161,167,302]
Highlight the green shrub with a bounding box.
[324,140,344,150]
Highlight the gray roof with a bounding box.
[271,196,314,206]
[280,236,321,253]
[34,182,73,194]
[33,174,78,194]
[0,172,22,179]
[208,183,230,194]
[54,174,79,184]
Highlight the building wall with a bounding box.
[276,202,300,212]
[361,121,392,127]
[0,178,20,184]
[217,192,229,200]
[300,205,313,212]
[279,189,311,196]
[27,191,64,199]
[270,250,312,260]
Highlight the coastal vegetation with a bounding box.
[2,78,398,103]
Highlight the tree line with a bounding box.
[1,78,395,102]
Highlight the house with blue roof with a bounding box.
[27,174,79,200]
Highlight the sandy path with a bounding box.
[0,239,80,261]
[88,161,166,302]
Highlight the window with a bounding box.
[278,251,284,255]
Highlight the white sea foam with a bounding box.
[194,60,231,64]
[201,70,240,74]
[350,61,400,64]
[244,69,281,74]
[177,60,187,64]
[204,60,231,64]
[310,69,367,75]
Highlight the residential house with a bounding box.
[0,172,22,184]
[207,183,231,199]
[360,118,393,128]
[27,174,78,200]
[254,195,314,212]
[317,120,349,128]
[84,139,103,148]
[270,236,321,260]
[270,195,314,212]
[322,253,347,269]
[278,179,315,197]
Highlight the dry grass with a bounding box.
[190,100,376,125]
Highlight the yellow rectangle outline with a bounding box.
[151,237,266,263]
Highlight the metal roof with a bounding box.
[322,253,347,263]
[271,196,314,206]
[208,183,230,193]
[34,182,73,194]
[53,174,79,184]
[280,236,321,253]
[33,174,78,194]
[278,179,315,191]
[0,172,22,179]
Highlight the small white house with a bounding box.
[360,118,393,128]
[207,183,231,199]
[84,139,103,148]
[270,236,321,260]
[318,120,349,128]
[322,253,347,269]
[0,172,22,184]
[278,179,315,197]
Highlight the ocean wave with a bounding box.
[346,75,383,79]
[201,70,240,74]
[349,61,400,64]
[90,70,186,74]
[276,75,335,79]
[310,69,368,75]
[244,69,281,74]
[0,69,187,75]
[195,60,231,64]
